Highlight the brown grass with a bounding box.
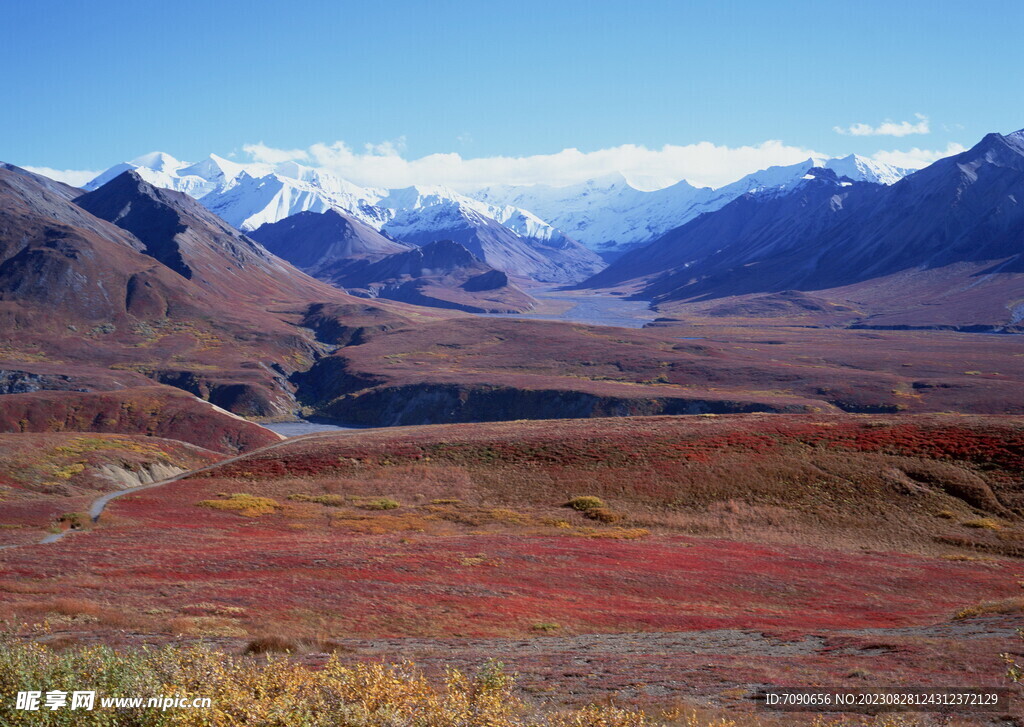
[585,507,622,523]
[961,517,1002,530]
[21,597,133,627]
[243,635,302,654]
[953,596,1024,620]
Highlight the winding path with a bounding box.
[0,429,357,551]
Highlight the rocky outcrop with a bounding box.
[0,370,90,395]
[313,382,814,427]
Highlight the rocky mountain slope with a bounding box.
[318,239,535,314]
[0,163,424,426]
[248,209,411,276]
[249,212,535,314]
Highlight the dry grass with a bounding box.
[288,493,346,506]
[243,635,303,654]
[953,596,1024,620]
[20,597,133,628]
[168,616,247,638]
[575,527,649,540]
[584,507,621,523]
[961,517,1002,530]
[0,635,655,726]
[330,511,430,534]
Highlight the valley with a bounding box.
[2,128,1024,726]
[478,286,661,328]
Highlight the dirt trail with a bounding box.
[1,429,357,551]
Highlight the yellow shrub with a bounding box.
[0,634,652,726]
[197,493,281,517]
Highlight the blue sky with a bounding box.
[3,0,1021,189]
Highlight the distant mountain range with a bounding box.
[69,133,1024,330]
[473,155,909,256]
[84,155,603,284]
[83,151,907,273]
[584,131,1024,330]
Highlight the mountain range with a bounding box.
[45,129,1024,333]
[473,155,909,256]
[84,155,604,284]
[82,151,907,272]
[585,131,1024,330]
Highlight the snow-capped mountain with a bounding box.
[472,155,910,255]
[84,152,391,231]
[85,154,602,283]
[376,185,604,283]
[377,185,570,247]
[83,150,906,280]
[583,131,1024,330]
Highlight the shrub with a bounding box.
[575,527,649,540]
[584,507,621,523]
[358,498,400,511]
[57,512,87,529]
[0,635,650,726]
[197,493,281,517]
[565,496,605,512]
[1006,628,1023,683]
[288,493,345,506]
[531,623,560,632]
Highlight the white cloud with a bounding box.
[21,166,102,188]
[834,114,930,137]
[247,138,825,191]
[242,142,310,164]
[871,142,966,169]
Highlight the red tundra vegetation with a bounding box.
[2,413,1022,722]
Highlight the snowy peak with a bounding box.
[821,154,908,186]
[470,174,714,253]
[85,152,390,232]
[178,154,250,184]
[83,147,915,261]
[378,185,469,211]
[129,151,182,172]
[378,185,571,245]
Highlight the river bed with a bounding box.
[262,420,365,437]
[478,287,658,328]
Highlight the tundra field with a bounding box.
[2,414,1023,725]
